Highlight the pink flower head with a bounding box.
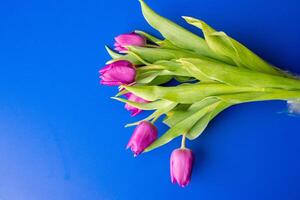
[124,92,149,116]
[114,32,146,52]
[170,148,194,187]
[99,60,136,86]
[127,121,157,156]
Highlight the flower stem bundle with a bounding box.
[99,0,300,187]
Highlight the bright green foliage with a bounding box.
[108,0,300,153]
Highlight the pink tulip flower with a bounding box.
[170,148,194,187]
[114,32,146,52]
[127,121,157,156]
[124,92,149,116]
[99,60,136,86]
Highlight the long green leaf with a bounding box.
[148,75,173,85]
[137,61,191,77]
[106,54,142,65]
[125,101,177,127]
[218,90,300,104]
[164,98,218,127]
[183,16,286,76]
[180,58,300,90]
[134,30,162,43]
[112,98,172,110]
[144,99,220,152]
[123,83,266,103]
[187,101,231,139]
[105,46,122,59]
[139,0,217,58]
[157,39,181,49]
[127,46,201,63]
[136,70,161,84]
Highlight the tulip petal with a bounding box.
[114,32,146,52]
[127,121,158,156]
[170,148,194,187]
[99,60,136,86]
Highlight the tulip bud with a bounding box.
[127,121,157,156]
[170,148,194,187]
[124,92,149,116]
[114,32,146,52]
[99,60,136,86]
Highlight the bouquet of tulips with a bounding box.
[99,0,300,187]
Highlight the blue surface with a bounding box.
[1,0,300,199]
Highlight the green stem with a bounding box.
[151,115,160,123]
[218,89,300,105]
[181,134,186,149]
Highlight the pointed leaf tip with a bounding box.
[105,45,122,59]
[138,0,147,8]
[182,16,195,22]
[110,96,118,100]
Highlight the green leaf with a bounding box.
[137,61,191,77]
[105,45,122,59]
[163,104,191,126]
[174,76,195,83]
[164,97,218,127]
[148,75,173,85]
[186,101,231,139]
[180,58,300,90]
[218,90,300,104]
[183,16,286,76]
[134,30,162,43]
[125,101,177,127]
[123,83,266,103]
[177,58,215,82]
[106,54,142,65]
[138,0,217,58]
[115,88,129,97]
[144,98,220,152]
[136,70,161,84]
[127,46,200,64]
[112,98,172,110]
[157,39,181,49]
[136,66,174,85]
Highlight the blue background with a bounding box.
[1,0,300,199]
